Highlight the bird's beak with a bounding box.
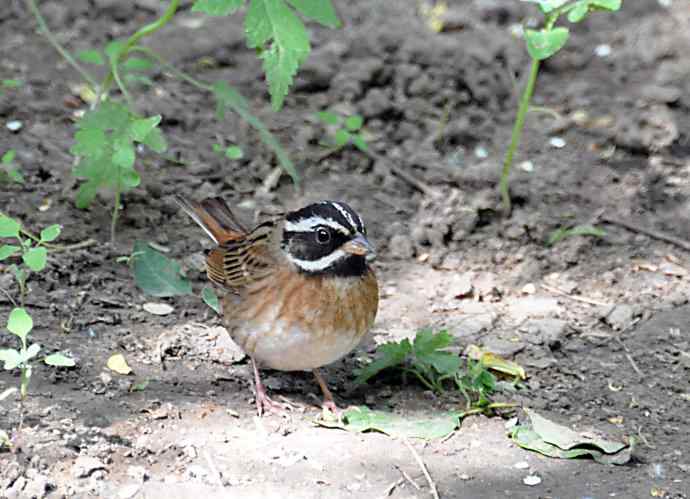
[342,234,376,261]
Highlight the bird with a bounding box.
[174,196,379,415]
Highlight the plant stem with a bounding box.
[25,0,99,90]
[100,0,181,97]
[498,56,541,216]
[111,185,121,244]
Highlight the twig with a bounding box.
[394,464,421,490]
[601,215,690,252]
[378,478,405,499]
[615,336,644,378]
[402,437,440,499]
[363,150,441,198]
[540,284,612,307]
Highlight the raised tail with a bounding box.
[174,196,248,244]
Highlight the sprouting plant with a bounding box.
[213,143,244,161]
[499,0,622,215]
[26,0,340,240]
[316,110,369,152]
[0,79,22,95]
[546,224,606,246]
[1,149,23,184]
[355,330,502,409]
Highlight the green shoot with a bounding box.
[213,143,244,160]
[355,330,500,410]
[0,79,22,96]
[1,149,23,184]
[316,110,369,152]
[499,0,622,215]
[546,224,606,246]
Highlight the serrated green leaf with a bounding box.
[0,215,20,238]
[122,57,154,71]
[202,286,221,314]
[128,115,162,142]
[74,179,99,209]
[212,80,298,184]
[77,49,105,65]
[344,115,363,131]
[141,128,168,153]
[71,128,107,157]
[225,145,244,160]
[44,353,76,367]
[39,224,61,243]
[355,340,412,384]
[333,129,350,148]
[524,27,570,60]
[0,245,20,261]
[316,110,339,125]
[132,241,192,297]
[192,0,244,15]
[423,351,462,376]
[2,149,16,164]
[112,141,135,169]
[287,0,340,27]
[7,308,32,341]
[246,0,310,111]
[351,134,368,152]
[23,246,47,271]
[413,329,453,357]
[0,349,22,370]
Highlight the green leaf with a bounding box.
[319,406,459,440]
[355,340,412,384]
[225,145,244,160]
[39,224,61,243]
[510,408,633,465]
[2,149,16,164]
[423,351,462,376]
[130,379,149,392]
[413,329,453,357]
[132,241,193,297]
[567,0,622,22]
[105,40,126,62]
[71,128,107,157]
[212,81,299,184]
[112,142,135,169]
[246,0,310,111]
[0,245,20,261]
[567,2,590,22]
[24,343,41,362]
[141,128,168,153]
[2,79,22,88]
[344,115,363,132]
[192,0,244,15]
[0,215,20,238]
[0,349,22,370]
[351,134,368,152]
[7,307,33,341]
[75,180,99,209]
[122,57,154,71]
[521,0,569,14]
[23,246,47,271]
[44,353,76,367]
[77,49,105,65]
[287,0,340,27]
[124,74,155,87]
[316,111,339,125]
[128,115,162,142]
[524,27,570,60]
[546,224,606,246]
[202,286,221,314]
[333,129,350,148]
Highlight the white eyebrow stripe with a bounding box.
[330,202,358,231]
[287,248,348,272]
[284,216,350,234]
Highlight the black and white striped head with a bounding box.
[281,201,375,277]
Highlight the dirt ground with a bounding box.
[1,0,689,497]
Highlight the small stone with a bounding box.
[521,283,536,295]
[523,474,542,486]
[549,137,566,148]
[143,303,174,316]
[603,304,635,331]
[6,120,22,132]
[72,456,106,479]
[519,160,534,172]
[514,461,529,470]
[594,44,611,57]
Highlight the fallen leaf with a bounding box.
[466,344,527,380]
[143,302,175,316]
[107,353,132,375]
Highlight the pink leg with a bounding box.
[251,358,293,416]
[313,369,339,414]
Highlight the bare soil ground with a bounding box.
[1,0,689,498]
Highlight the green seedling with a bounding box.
[0,79,22,95]
[213,143,244,160]
[499,0,622,214]
[28,0,340,240]
[546,224,606,246]
[0,213,61,302]
[1,149,23,184]
[316,110,369,152]
[355,329,499,409]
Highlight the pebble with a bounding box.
[603,304,635,330]
[523,474,542,486]
[549,137,566,148]
[6,120,22,132]
[72,456,106,479]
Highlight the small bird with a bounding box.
[175,196,379,415]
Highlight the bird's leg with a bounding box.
[312,368,339,414]
[251,358,293,416]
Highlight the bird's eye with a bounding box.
[315,227,331,244]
